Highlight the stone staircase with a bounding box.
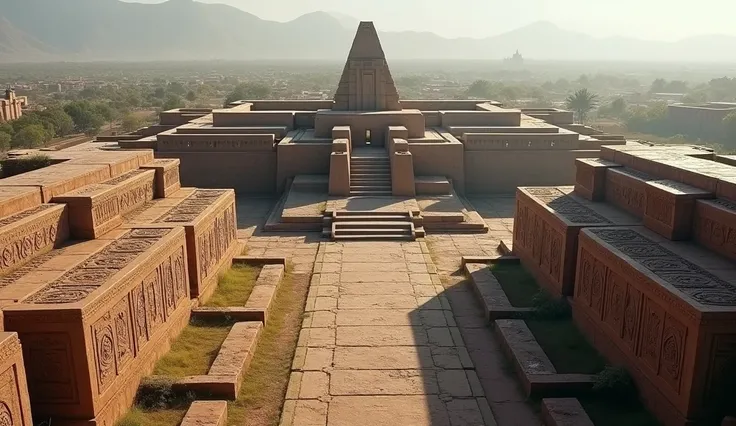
[323,211,425,240]
[350,152,392,196]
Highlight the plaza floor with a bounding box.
[236,195,541,426]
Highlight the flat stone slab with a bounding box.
[282,190,326,223]
[495,319,594,396]
[181,400,228,426]
[326,196,420,214]
[542,398,594,426]
[465,263,534,320]
[232,255,286,266]
[175,321,262,399]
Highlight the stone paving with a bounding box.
[236,195,540,425]
[283,240,496,426]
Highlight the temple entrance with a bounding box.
[365,130,372,145]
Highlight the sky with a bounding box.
[123,0,736,41]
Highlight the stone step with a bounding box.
[349,190,394,196]
[326,214,409,222]
[351,156,389,161]
[350,185,392,191]
[334,221,413,229]
[333,234,415,241]
[334,228,413,236]
[334,211,412,217]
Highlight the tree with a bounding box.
[650,78,667,94]
[724,112,736,142]
[565,88,599,123]
[223,83,272,107]
[162,95,185,111]
[0,132,11,152]
[12,124,49,149]
[64,101,105,135]
[186,90,197,102]
[121,113,144,133]
[466,80,493,98]
[39,108,75,136]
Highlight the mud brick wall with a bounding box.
[574,227,736,426]
[3,227,191,423]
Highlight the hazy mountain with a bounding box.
[0,0,735,63]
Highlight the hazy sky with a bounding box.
[124,0,736,40]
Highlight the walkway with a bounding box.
[282,240,496,426]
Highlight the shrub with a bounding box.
[135,377,195,410]
[0,154,57,178]
[531,290,571,319]
[593,365,635,400]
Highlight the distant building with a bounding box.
[504,50,524,66]
[0,88,28,122]
[668,102,736,140]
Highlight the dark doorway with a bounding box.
[365,129,372,145]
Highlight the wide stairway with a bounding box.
[323,211,425,240]
[350,149,392,196]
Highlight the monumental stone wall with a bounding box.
[0,333,33,426]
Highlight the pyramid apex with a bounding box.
[346,21,386,60]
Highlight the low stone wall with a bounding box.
[0,332,33,426]
[408,140,465,194]
[276,141,331,193]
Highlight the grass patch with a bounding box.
[152,320,232,377]
[116,407,187,426]
[580,396,660,426]
[204,265,260,308]
[490,263,539,307]
[526,319,606,374]
[226,271,310,425]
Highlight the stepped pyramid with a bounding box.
[332,22,402,112]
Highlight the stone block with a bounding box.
[64,150,154,178]
[392,151,415,197]
[0,187,42,219]
[0,332,33,426]
[331,126,352,143]
[643,180,712,240]
[605,167,653,218]
[329,152,350,197]
[574,226,736,426]
[181,400,227,426]
[574,158,620,201]
[242,265,285,325]
[175,322,262,399]
[3,227,191,424]
[123,189,239,300]
[0,164,112,203]
[464,263,533,320]
[141,159,181,198]
[0,204,69,276]
[52,170,155,239]
[693,199,736,261]
[541,398,594,426]
[513,186,638,296]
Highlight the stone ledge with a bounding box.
[464,263,534,321]
[191,264,285,325]
[541,398,594,426]
[498,239,513,256]
[461,255,520,266]
[181,400,228,426]
[232,255,287,266]
[172,321,263,399]
[494,319,594,397]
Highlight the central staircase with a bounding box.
[323,211,425,240]
[350,152,392,196]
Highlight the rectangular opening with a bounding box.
[365,129,371,145]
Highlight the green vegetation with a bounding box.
[0,154,57,178]
[204,265,260,308]
[566,88,599,123]
[223,82,272,107]
[526,319,606,374]
[489,263,538,307]
[530,290,571,320]
[152,320,232,377]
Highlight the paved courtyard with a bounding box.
[237,196,540,426]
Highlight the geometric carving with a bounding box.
[0,204,68,276]
[605,168,650,218]
[694,199,736,262]
[157,190,228,223]
[93,314,116,393]
[639,298,664,374]
[588,228,736,306]
[660,314,686,392]
[603,269,626,337]
[643,179,712,241]
[622,285,642,352]
[22,333,77,405]
[26,229,171,304]
[590,259,607,318]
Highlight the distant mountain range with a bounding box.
[1,0,735,63]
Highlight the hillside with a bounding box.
[0,0,735,63]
